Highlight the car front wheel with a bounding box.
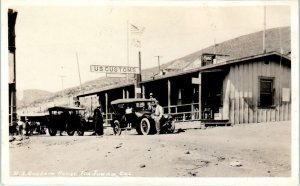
[140,118,152,135]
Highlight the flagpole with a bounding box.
[76,52,83,93]
[126,20,129,82]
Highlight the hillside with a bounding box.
[18,26,291,109]
[17,89,54,108]
[166,26,290,71]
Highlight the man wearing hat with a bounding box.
[149,92,156,101]
[148,93,156,111]
[152,99,163,135]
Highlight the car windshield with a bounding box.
[114,101,152,113]
[135,102,148,111]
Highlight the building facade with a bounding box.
[8,9,18,126]
[77,51,291,125]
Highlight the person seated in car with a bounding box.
[125,105,135,127]
[125,105,133,114]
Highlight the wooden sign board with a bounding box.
[192,77,201,85]
[106,73,127,78]
[135,88,142,94]
[90,65,140,74]
[282,88,290,102]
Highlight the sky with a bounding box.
[8,3,291,93]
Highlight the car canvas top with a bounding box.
[111,98,152,105]
[48,106,85,111]
[19,113,48,117]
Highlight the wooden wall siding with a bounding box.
[222,75,230,120]
[224,60,291,124]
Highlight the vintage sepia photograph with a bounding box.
[1,0,299,185]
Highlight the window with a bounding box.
[259,77,274,107]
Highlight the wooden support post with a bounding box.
[191,104,194,120]
[168,79,171,114]
[126,90,129,98]
[142,85,145,98]
[135,51,142,98]
[105,92,108,125]
[198,72,202,119]
[123,89,125,99]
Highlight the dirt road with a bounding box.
[10,121,290,177]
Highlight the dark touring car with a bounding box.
[111,98,175,135]
[46,106,86,136]
[20,106,95,136]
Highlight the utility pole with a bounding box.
[263,6,266,54]
[59,65,66,98]
[59,75,65,91]
[76,52,83,92]
[154,55,162,74]
[126,20,130,82]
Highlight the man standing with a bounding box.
[152,99,163,135]
[93,106,104,136]
[24,118,30,136]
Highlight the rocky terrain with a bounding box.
[10,121,291,177]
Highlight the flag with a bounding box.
[130,24,145,35]
[129,23,145,48]
[131,38,141,48]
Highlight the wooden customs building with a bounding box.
[77,27,291,125]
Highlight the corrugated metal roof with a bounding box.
[141,51,290,84]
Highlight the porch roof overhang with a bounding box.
[140,51,290,84]
[77,82,134,98]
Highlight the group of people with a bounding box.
[11,118,38,136]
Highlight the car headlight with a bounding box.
[135,112,143,117]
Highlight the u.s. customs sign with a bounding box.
[90,65,140,74]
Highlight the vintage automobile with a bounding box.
[46,106,86,136]
[110,98,175,135]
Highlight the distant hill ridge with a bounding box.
[18,26,290,109]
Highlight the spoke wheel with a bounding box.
[77,121,85,136]
[66,123,75,136]
[113,120,122,135]
[140,118,151,135]
[167,121,175,133]
[48,124,57,136]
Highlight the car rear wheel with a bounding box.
[77,121,85,136]
[140,118,152,135]
[167,121,175,133]
[66,123,75,136]
[48,125,57,136]
[113,120,122,135]
[136,122,143,135]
